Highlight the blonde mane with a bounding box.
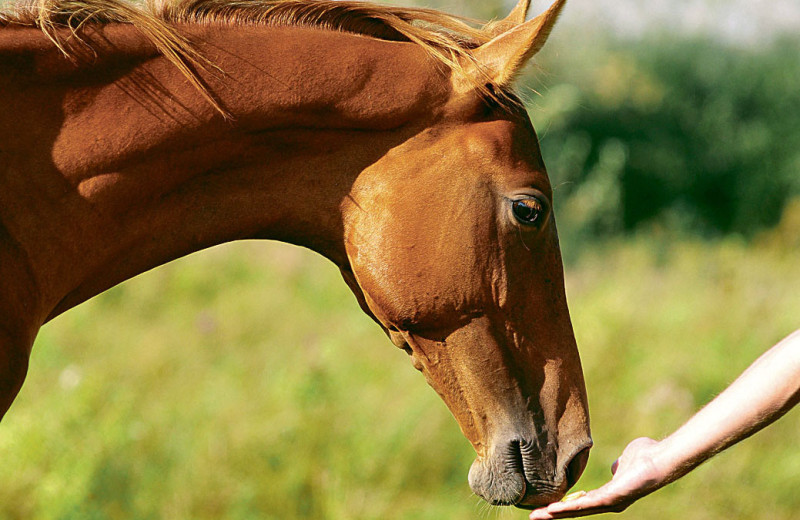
[1,0,500,116]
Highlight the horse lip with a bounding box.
[512,480,566,509]
[468,455,527,507]
[487,479,527,507]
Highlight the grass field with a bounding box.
[1,207,798,520]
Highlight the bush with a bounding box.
[530,35,800,241]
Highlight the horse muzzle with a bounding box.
[467,437,592,508]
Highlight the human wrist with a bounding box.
[650,432,706,484]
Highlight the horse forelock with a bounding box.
[0,0,511,116]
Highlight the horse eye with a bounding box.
[512,199,544,225]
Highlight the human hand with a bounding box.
[530,437,670,519]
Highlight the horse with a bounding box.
[0,0,591,508]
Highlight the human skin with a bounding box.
[531,329,800,519]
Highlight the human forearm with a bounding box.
[654,329,800,481]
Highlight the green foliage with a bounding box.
[529,35,800,241]
[2,222,799,519]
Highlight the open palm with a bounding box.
[530,437,670,519]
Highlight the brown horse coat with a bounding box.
[0,0,590,507]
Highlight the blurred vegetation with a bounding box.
[529,35,800,243]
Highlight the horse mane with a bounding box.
[0,0,501,117]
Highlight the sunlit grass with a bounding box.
[1,218,798,518]
[568,217,800,519]
[1,243,476,520]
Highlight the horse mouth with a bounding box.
[512,484,567,509]
[469,441,592,509]
[473,470,564,509]
[512,480,566,510]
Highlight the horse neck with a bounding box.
[0,22,451,325]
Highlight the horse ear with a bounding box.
[472,0,566,88]
[486,0,532,36]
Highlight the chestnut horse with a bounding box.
[0,0,591,507]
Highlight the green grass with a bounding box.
[1,210,799,519]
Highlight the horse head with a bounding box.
[339,0,591,508]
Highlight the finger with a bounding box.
[544,490,620,515]
[537,497,625,519]
[540,504,627,519]
[529,508,555,520]
[546,496,602,514]
[531,495,601,519]
[611,458,619,475]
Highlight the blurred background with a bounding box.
[1,0,799,518]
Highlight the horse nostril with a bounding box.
[566,446,591,489]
